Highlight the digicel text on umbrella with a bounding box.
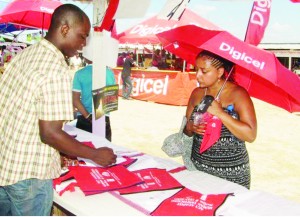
[219,42,265,70]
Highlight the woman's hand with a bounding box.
[185,120,207,136]
[207,100,223,117]
[193,122,207,135]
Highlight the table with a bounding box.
[53,124,300,216]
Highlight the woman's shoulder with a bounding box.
[224,82,252,108]
[236,83,250,98]
[191,87,205,95]
[226,82,248,96]
[189,87,206,105]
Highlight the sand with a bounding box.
[109,97,300,204]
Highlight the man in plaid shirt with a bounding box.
[0,4,116,216]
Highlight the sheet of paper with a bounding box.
[77,156,127,167]
[121,189,180,213]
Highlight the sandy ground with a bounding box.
[109,97,300,204]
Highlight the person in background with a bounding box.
[138,53,145,67]
[0,4,116,216]
[152,49,161,68]
[185,62,194,72]
[159,49,168,69]
[116,52,126,67]
[147,61,159,70]
[174,57,183,71]
[70,52,83,70]
[73,33,116,141]
[183,50,257,189]
[121,52,138,99]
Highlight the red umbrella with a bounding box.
[0,0,62,31]
[156,25,300,113]
[117,9,220,45]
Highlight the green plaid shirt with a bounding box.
[0,39,74,186]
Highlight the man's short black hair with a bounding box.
[49,4,88,30]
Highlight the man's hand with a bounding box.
[39,120,117,167]
[85,113,92,122]
[91,147,117,167]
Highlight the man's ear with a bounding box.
[61,24,69,38]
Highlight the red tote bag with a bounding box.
[151,187,232,216]
[118,168,183,195]
[69,165,144,195]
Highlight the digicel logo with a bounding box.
[40,7,54,13]
[117,73,169,96]
[130,24,178,36]
[219,42,265,70]
[249,0,271,27]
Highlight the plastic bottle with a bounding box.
[193,112,203,125]
[227,104,239,119]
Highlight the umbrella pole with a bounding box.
[215,67,234,101]
[42,13,44,37]
[136,48,139,66]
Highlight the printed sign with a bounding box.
[92,84,119,120]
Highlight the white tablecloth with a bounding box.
[53,124,300,216]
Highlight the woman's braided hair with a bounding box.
[197,50,235,82]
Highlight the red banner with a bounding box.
[290,0,300,2]
[96,0,119,32]
[113,68,197,106]
[244,0,272,46]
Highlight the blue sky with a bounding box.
[1,0,299,43]
[71,0,300,44]
[189,0,300,44]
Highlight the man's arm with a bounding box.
[133,62,139,67]
[132,61,139,68]
[73,91,90,119]
[39,120,116,166]
[128,57,138,68]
